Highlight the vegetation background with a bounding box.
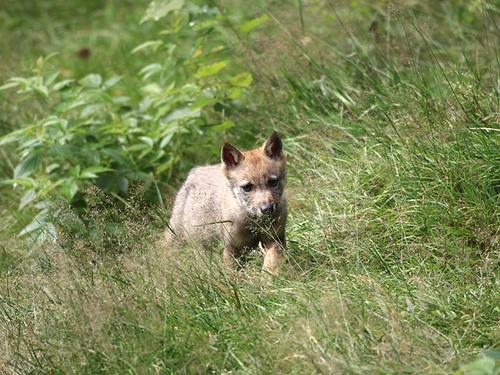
[0,0,498,373]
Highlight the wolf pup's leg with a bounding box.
[262,237,285,275]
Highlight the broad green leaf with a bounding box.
[52,79,74,91]
[33,84,49,98]
[117,176,129,193]
[112,96,131,105]
[156,158,174,173]
[102,148,135,167]
[66,98,89,111]
[1,177,36,188]
[19,189,37,210]
[19,138,42,152]
[46,163,60,174]
[0,126,32,146]
[141,83,162,95]
[103,75,122,89]
[163,107,201,122]
[240,14,269,33]
[36,179,65,198]
[0,80,22,91]
[139,136,155,147]
[80,166,113,179]
[42,116,64,128]
[190,96,217,109]
[141,0,185,23]
[228,87,242,99]
[139,63,163,80]
[45,72,60,86]
[60,179,79,200]
[159,133,174,148]
[80,104,103,118]
[193,19,219,31]
[19,209,48,237]
[195,61,227,79]
[80,74,102,88]
[208,119,234,132]
[14,153,41,178]
[229,72,253,87]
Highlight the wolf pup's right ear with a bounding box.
[222,143,243,169]
[263,131,283,159]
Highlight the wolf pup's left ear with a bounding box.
[263,131,283,159]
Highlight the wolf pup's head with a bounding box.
[221,132,286,218]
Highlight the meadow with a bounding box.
[0,0,499,373]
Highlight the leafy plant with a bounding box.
[0,0,258,239]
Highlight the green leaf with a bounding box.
[229,72,253,88]
[112,96,131,105]
[163,107,201,122]
[45,72,60,86]
[190,96,217,109]
[80,104,103,118]
[33,84,49,98]
[19,209,48,237]
[0,80,22,91]
[156,158,174,173]
[80,74,102,88]
[228,87,243,99]
[240,14,269,33]
[141,83,162,95]
[132,40,163,54]
[139,63,163,80]
[52,79,74,91]
[103,75,122,89]
[195,61,227,79]
[141,0,185,23]
[80,166,113,179]
[14,153,41,178]
[60,179,79,200]
[117,176,129,193]
[139,136,155,147]
[160,133,174,148]
[0,126,32,146]
[19,189,37,210]
[102,148,135,168]
[208,119,234,132]
[46,163,60,174]
[1,177,36,188]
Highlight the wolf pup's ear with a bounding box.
[222,143,243,168]
[263,131,283,159]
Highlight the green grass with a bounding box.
[1,0,499,374]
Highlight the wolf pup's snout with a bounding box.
[260,202,276,215]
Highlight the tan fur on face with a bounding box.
[224,148,286,217]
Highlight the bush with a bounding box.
[0,0,257,239]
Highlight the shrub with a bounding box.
[0,0,258,239]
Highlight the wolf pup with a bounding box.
[166,132,287,274]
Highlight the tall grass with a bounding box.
[1,0,499,374]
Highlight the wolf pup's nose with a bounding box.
[261,203,276,215]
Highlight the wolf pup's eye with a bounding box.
[268,178,279,187]
[241,183,253,192]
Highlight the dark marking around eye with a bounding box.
[268,178,279,187]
